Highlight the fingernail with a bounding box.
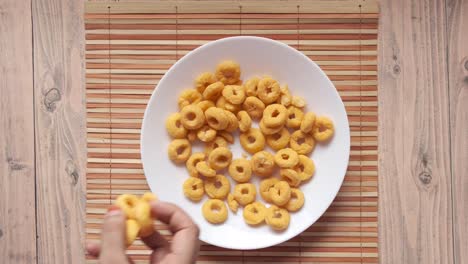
[106,209,122,218]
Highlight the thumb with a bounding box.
[99,209,128,264]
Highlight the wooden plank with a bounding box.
[446,0,468,263]
[32,0,86,263]
[0,0,37,263]
[85,0,378,14]
[378,0,454,263]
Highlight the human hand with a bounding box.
[86,201,200,264]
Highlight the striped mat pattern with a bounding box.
[85,1,378,263]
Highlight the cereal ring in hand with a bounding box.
[243,201,266,225]
[126,219,140,246]
[208,147,232,170]
[183,177,205,201]
[240,128,265,154]
[280,169,301,187]
[141,192,158,203]
[224,110,239,132]
[215,60,241,85]
[197,126,217,142]
[265,205,290,231]
[251,151,276,177]
[237,110,252,132]
[290,130,315,155]
[196,161,216,178]
[135,201,154,237]
[203,81,224,101]
[234,183,257,206]
[300,112,316,133]
[291,96,306,108]
[180,105,205,130]
[227,193,239,213]
[197,100,215,112]
[274,148,299,168]
[286,106,304,129]
[228,158,252,183]
[294,155,315,181]
[285,188,305,212]
[204,136,228,155]
[257,77,281,104]
[269,181,291,206]
[205,107,229,130]
[115,194,139,219]
[222,85,246,105]
[205,175,231,199]
[259,178,279,203]
[218,130,234,144]
[259,118,283,135]
[312,116,334,142]
[202,199,228,224]
[216,96,241,113]
[165,113,187,139]
[263,104,287,127]
[266,128,290,150]
[168,139,191,163]
[178,89,202,109]
[195,72,217,93]
[243,96,265,119]
[244,77,260,96]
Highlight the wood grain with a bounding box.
[0,0,37,263]
[378,0,454,263]
[32,0,86,263]
[446,0,468,263]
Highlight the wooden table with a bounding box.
[0,0,466,263]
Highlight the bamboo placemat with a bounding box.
[85,1,379,263]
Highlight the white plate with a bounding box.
[141,36,350,250]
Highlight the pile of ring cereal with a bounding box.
[166,61,334,231]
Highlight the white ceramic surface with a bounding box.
[141,36,350,250]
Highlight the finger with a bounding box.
[141,230,169,250]
[99,209,128,263]
[150,201,197,234]
[85,241,101,257]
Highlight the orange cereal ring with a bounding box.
[280,169,301,187]
[259,118,283,135]
[197,125,217,142]
[286,106,304,129]
[243,96,265,119]
[178,89,202,109]
[240,128,265,154]
[274,148,299,168]
[279,93,292,107]
[168,139,191,163]
[291,95,306,108]
[285,188,305,212]
[222,85,246,105]
[234,183,257,206]
[218,130,234,144]
[135,201,154,237]
[265,205,290,231]
[266,128,290,151]
[208,147,232,170]
[259,178,279,203]
[251,151,276,177]
[294,155,315,181]
[165,113,187,139]
[183,177,205,201]
[216,96,241,113]
[205,175,231,199]
[202,199,228,224]
[204,136,228,155]
[228,158,252,183]
[187,154,206,173]
[269,181,291,206]
[203,81,224,101]
[224,110,239,132]
[244,77,260,96]
[237,110,252,132]
[215,60,241,85]
[227,193,239,213]
[290,130,315,155]
[205,107,229,130]
[257,77,281,104]
[195,161,216,178]
[197,100,215,112]
[195,72,217,93]
[300,112,316,133]
[115,194,139,219]
[126,219,140,246]
[243,201,266,225]
[263,104,287,127]
[187,130,197,142]
[312,116,334,142]
[180,105,205,130]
